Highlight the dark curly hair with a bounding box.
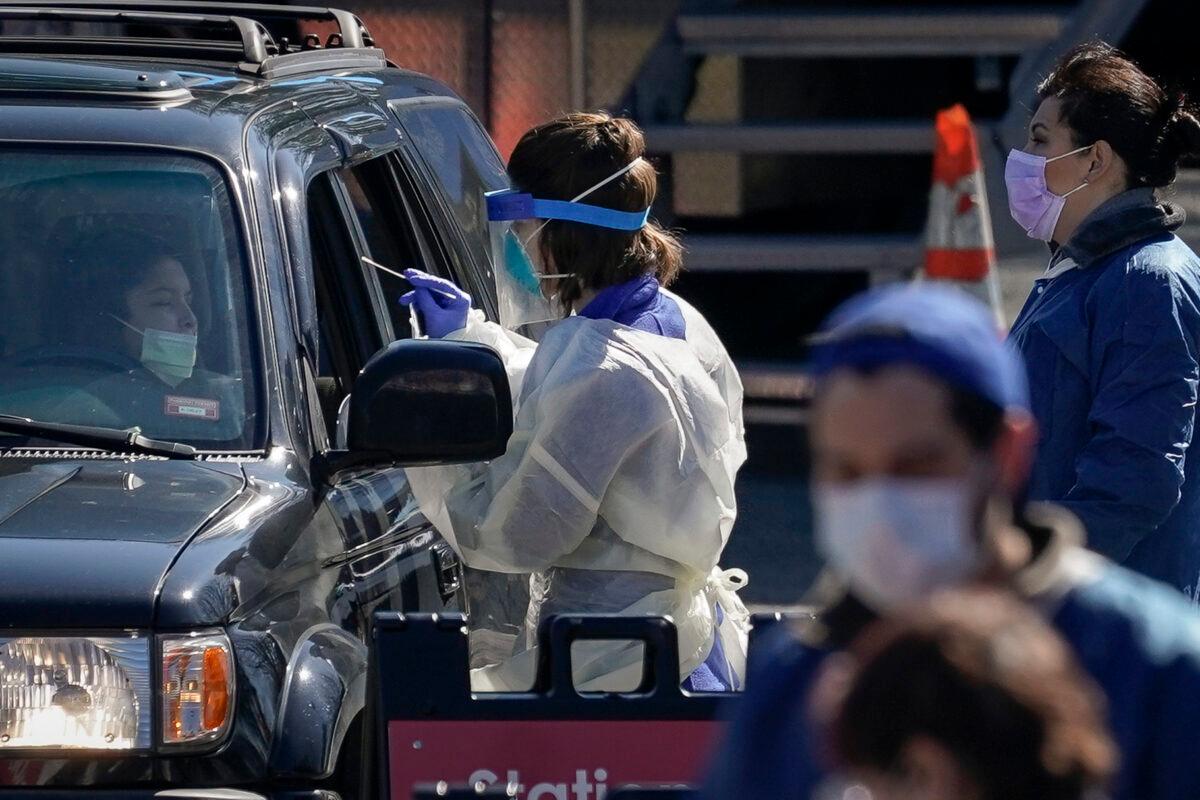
[815,589,1117,800]
[66,227,186,344]
[1038,41,1200,189]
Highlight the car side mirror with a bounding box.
[319,339,513,476]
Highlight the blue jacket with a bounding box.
[701,509,1200,800]
[1008,190,1200,594]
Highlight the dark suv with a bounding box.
[0,5,516,796]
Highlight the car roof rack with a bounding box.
[0,2,387,78]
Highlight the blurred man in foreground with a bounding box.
[703,285,1200,800]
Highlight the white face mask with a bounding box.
[813,477,983,612]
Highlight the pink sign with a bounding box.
[388,719,722,799]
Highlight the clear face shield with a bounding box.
[483,200,565,331]
[484,158,652,331]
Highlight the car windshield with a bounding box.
[0,148,261,451]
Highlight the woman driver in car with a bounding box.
[55,228,244,441]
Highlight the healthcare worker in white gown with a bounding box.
[401,113,750,692]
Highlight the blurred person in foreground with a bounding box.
[811,589,1115,800]
[702,284,1200,800]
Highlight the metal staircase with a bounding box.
[624,0,1150,428]
[610,0,1168,603]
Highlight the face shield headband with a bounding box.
[485,157,652,231]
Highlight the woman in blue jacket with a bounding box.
[1007,42,1200,595]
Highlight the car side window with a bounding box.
[338,154,454,341]
[390,100,509,307]
[306,173,381,439]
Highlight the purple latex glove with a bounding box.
[400,269,472,338]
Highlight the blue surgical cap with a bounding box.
[809,284,1029,412]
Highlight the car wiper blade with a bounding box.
[0,414,198,459]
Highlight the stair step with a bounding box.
[739,361,815,401]
[683,233,923,274]
[678,7,1066,58]
[739,361,815,425]
[644,121,935,154]
[744,405,810,426]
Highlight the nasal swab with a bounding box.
[361,256,422,338]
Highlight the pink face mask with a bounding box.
[1005,145,1093,241]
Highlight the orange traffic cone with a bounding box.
[923,104,1003,321]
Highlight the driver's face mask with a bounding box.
[485,157,653,330]
[111,314,197,386]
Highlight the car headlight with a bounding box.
[0,635,151,750]
[159,632,234,746]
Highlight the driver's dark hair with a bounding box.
[506,111,682,310]
[67,228,185,342]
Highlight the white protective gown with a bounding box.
[406,291,749,691]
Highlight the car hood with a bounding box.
[0,458,245,628]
